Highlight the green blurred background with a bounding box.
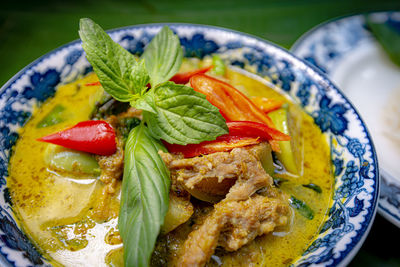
[1,0,400,266]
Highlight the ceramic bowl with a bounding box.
[291,11,400,228]
[0,23,378,266]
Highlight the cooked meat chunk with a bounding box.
[117,106,143,120]
[218,193,288,251]
[160,142,273,202]
[163,143,289,267]
[95,116,124,194]
[177,192,289,267]
[95,109,141,194]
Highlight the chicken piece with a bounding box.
[95,115,124,194]
[172,143,289,267]
[160,142,273,202]
[177,192,289,267]
[218,193,289,251]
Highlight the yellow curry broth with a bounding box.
[8,68,333,266]
[8,73,122,265]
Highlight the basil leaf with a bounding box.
[141,81,228,145]
[143,26,183,87]
[366,17,400,67]
[119,123,170,267]
[289,196,314,220]
[79,18,149,102]
[134,93,157,114]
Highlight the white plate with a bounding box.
[292,11,400,227]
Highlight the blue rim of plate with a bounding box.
[291,11,400,228]
[0,23,379,266]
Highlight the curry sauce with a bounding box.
[8,67,333,266]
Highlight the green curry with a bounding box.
[8,63,333,266]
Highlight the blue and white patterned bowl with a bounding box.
[291,11,399,228]
[0,23,378,266]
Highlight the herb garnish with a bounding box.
[79,18,227,266]
[119,123,170,266]
[289,196,314,220]
[302,183,322,193]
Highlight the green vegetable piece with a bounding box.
[140,81,228,145]
[269,106,298,174]
[79,18,149,102]
[44,144,100,176]
[37,105,66,128]
[302,183,322,193]
[119,123,170,267]
[258,141,275,176]
[289,196,314,220]
[212,54,226,76]
[366,16,400,67]
[143,26,183,87]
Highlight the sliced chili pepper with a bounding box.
[37,120,117,156]
[190,74,287,151]
[85,81,101,86]
[227,121,290,141]
[164,136,260,158]
[164,121,289,158]
[250,96,284,113]
[170,66,213,84]
[190,74,275,127]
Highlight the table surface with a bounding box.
[1,0,400,266]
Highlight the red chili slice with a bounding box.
[170,66,213,84]
[37,120,117,156]
[164,121,289,158]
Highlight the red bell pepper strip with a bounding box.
[164,121,290,158]
[37,120,117,156]
[170,66,213,84]
[250,96,284,114]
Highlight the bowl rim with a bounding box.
[0,22,379,267]
[291,11,400,226]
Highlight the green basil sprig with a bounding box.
[143,25,183,87]
[141,82,228,145]
[79,19,149,103]
[119,123,170,266]
[79,18,228,144]
[79,18,228,267]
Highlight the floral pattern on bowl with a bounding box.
[0,24,378,266]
